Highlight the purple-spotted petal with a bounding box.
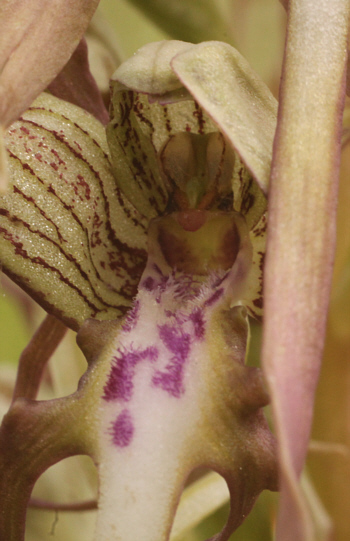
[109,54,226,220]
[0,93,147,330]
[79,210,276,541]
[107,89,170,220]
[262,0,349,540]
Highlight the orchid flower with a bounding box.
[0,39,279,541]
[0,1,349,540]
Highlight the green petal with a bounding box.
[111,41,194,96]
[108,50,221,219]
[172,41,277,195]
[0,93,147,330]
[170,472,230,541]
[109,40,269,224]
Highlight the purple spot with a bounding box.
[204,288,224,307]
[189,308,205,339]
[122,300,140,332]
[109,409,134,447]
[152,358,185,398]
[159,324,191,357]
[152,324,191,397]
[142,276,155,291]
[103,346,158,402]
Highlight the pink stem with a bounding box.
[262,0,350,539]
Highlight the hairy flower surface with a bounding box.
[0,40,280,541]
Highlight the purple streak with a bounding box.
[152,358,186,398]
[158,324,191,357]
[204,288,224,307]
[189,308,205,339]
[103,345,158,402]
[152,324,191,398]
[141,276,155,291]
[122,300,140,332]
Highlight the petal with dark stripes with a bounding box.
[0,93,147,330]
[107,90,224,220]
[110,40,272,224]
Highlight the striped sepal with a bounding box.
[0,93,148,330]
[244,212,267,320]
[107,89,220,219]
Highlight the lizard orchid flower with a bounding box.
[0,40,278,541]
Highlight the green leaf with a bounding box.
[126,0,234,44]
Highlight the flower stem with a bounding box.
[12,314,67,402]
